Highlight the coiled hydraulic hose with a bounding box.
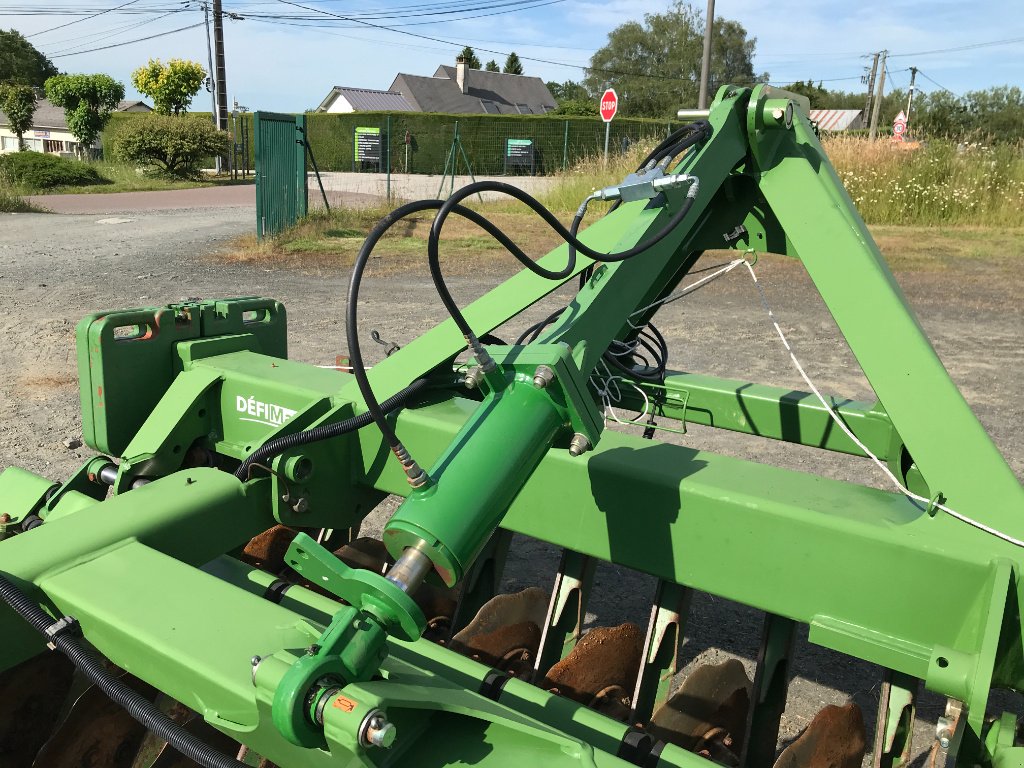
[0,574,248,768]
[234,377,431,481]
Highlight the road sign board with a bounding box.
[600,89,618,123]
[893,121,906,134]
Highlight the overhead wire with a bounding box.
[26,0,141,35]
[49,21,205,57]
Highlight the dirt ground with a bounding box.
[0,206,1020,766]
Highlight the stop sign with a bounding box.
[600,88,618,122]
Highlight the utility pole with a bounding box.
[697,0,715,109]
[862,52,879,132]
[211,0,231,174]
[906,66,918,127]
[868,50,887,140]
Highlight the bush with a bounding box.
[0,151,107,189]
[112,114,229,178]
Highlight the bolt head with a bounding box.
[292,497,309,514]
[940,737,951,749]
[369,720,397,748]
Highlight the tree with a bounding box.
[113,114,229,177]
[44,74,125,158]
[547,79,590,102]
[553,99,597,116]
[130,58,206,115]
[458,47,481,69]
[503,52,524,75]
[0,84,36,150]
[583,1,765,117]
[485,60,500,72]
[0,29,58,87]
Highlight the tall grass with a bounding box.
[0,167,45,213]
[534,136,1024,228]
[825,136,1024,226]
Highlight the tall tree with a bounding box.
[458,47,481,69]
[131,59,206,115]
[583,1,765,117]
[485,60,500,72]
[503,52,524,75]
[0,29,59,87]
[547,80,590,102]
[44,74,125,158]
[0,83,36,149]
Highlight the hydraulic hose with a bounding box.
[234,377,431,481]
[347,200,548,483]
[427,179,700,344]
[0,573,248,768]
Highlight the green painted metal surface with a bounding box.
[0,85,1021,767]
[256,111,308,239]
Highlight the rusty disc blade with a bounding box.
[32,676,156,768]
[450,587,548,650]
[241,525,298,573]
[543,623,644,710]
[334,537,393,574]
[0,653,76,767]
[772,702,866,768]
[649,658,752,755]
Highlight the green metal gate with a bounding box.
[255,112,307,239]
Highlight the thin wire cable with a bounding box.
[28,0,141,37]
[889,36,1024,58]
[626,257,746,328]
[49,22,204,57]
[916,70,960,97]
[742,259,1024,549]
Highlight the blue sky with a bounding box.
[6,0,1022,111]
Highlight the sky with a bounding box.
[4,0,1022,112]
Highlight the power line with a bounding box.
[889,36,1024,58]
[27,0,142,37]
[49,21,204,57]
[916,70,960,98]
[45,10,180,53]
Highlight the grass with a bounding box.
[226,134,1023,272]
[36,161,252,195]
[0,168,45,212]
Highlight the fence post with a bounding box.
[295,113,308,219]
[254,111,264,239]
[386,114,391,203]
[563,120,571,171]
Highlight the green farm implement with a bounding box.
[1,85,1021,768]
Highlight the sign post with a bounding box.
[600,88,618,167]
[892,110,907,143]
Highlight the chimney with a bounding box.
[455,56,468,94]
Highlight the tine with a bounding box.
[630,580,692,724]
[648,658,752,754]
[533,549,598,679]
[449,587,547,674]
[0,653,75,766]
[448,528,514,638]
[772,703,866,768]
[740,613,796,768]
[872,669,918,768]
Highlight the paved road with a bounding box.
[28,184,256,214]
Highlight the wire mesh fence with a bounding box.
[303,112,677,177]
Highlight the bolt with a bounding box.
[938,729,951,750]
[306,644,320,656]
[291,497,309,514]
[772,107,785,121]
[568,433,591,457]
[533,365,555,389]
[0,514,10,523]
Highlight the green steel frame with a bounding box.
[1,84,1021,768]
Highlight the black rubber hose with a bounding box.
[0,574,248,768]
[346,199,539,468]
[234,377,430,481]
[428,182,699,341]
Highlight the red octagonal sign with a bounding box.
[600,88,618,123]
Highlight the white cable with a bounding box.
[627,258,746,329]
[742,259,1024,549]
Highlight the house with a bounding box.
[808,109,865,131]
[0,98,152,155]
[317,87,415,114]
[317,57,557,115]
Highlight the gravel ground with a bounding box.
[0,206,1020,766]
